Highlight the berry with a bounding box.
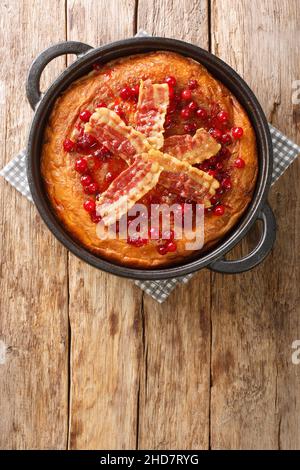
[157,245,168,255]
[234,157,245,168]
[180,107,192,119]
[209,128,222,141]
[165,75,176,87]
[188,79,198,90]
[217,110,229,124]
[213,204,225,216]
[232,126,244,140]
[79,110,92,122]
[220,132,232,145]
[208,169,217,177]
[187,100,198,111]
[63,138,75,152]
[222,177,232,190]
[166,241,177,252]
[76,133,99,152]
[196,107,208,120]
[131,84,139,97]
[83,199,96,213]
[80,174,92,186]
[90,211,101,223]
[181,89,192,101]
[74,158,88,174]
[86,182,99,194]
[210,195,219,205]
[120,85,132,100]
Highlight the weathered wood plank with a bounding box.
[66,0,143,450]
[137,279,212,450]
[210,0,300,449]
[137,0,208,45]
[67,0,135,45]
[0,0,69,449]
[137,0,211,450]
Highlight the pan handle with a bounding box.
[209,203,276,274]
[26,41,93,110]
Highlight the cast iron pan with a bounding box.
[26,37,276,280]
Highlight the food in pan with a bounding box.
[41,51,258,267]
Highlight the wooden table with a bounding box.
[0,0,299,450]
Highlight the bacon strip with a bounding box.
[163,128,221,164]
[147,149,219,206]
[85,108,150,164]
[135,80,169,150]
[96,156,161,225]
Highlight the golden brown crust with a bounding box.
[41,51,258,268]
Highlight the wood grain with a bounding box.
[210,0,300,449]
[0,0,69,449]
[66,0,136,46]
[137,0,211,450]
[66,0,143,450]
[137,0,209,45]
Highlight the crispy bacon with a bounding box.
[84,106,220,217]
[96,155,161,225]
[135,79,169,150]
[85,108,150,164]
[147,149,220,206]
[163,129,221,164]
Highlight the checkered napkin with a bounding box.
[1,28,299,302]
